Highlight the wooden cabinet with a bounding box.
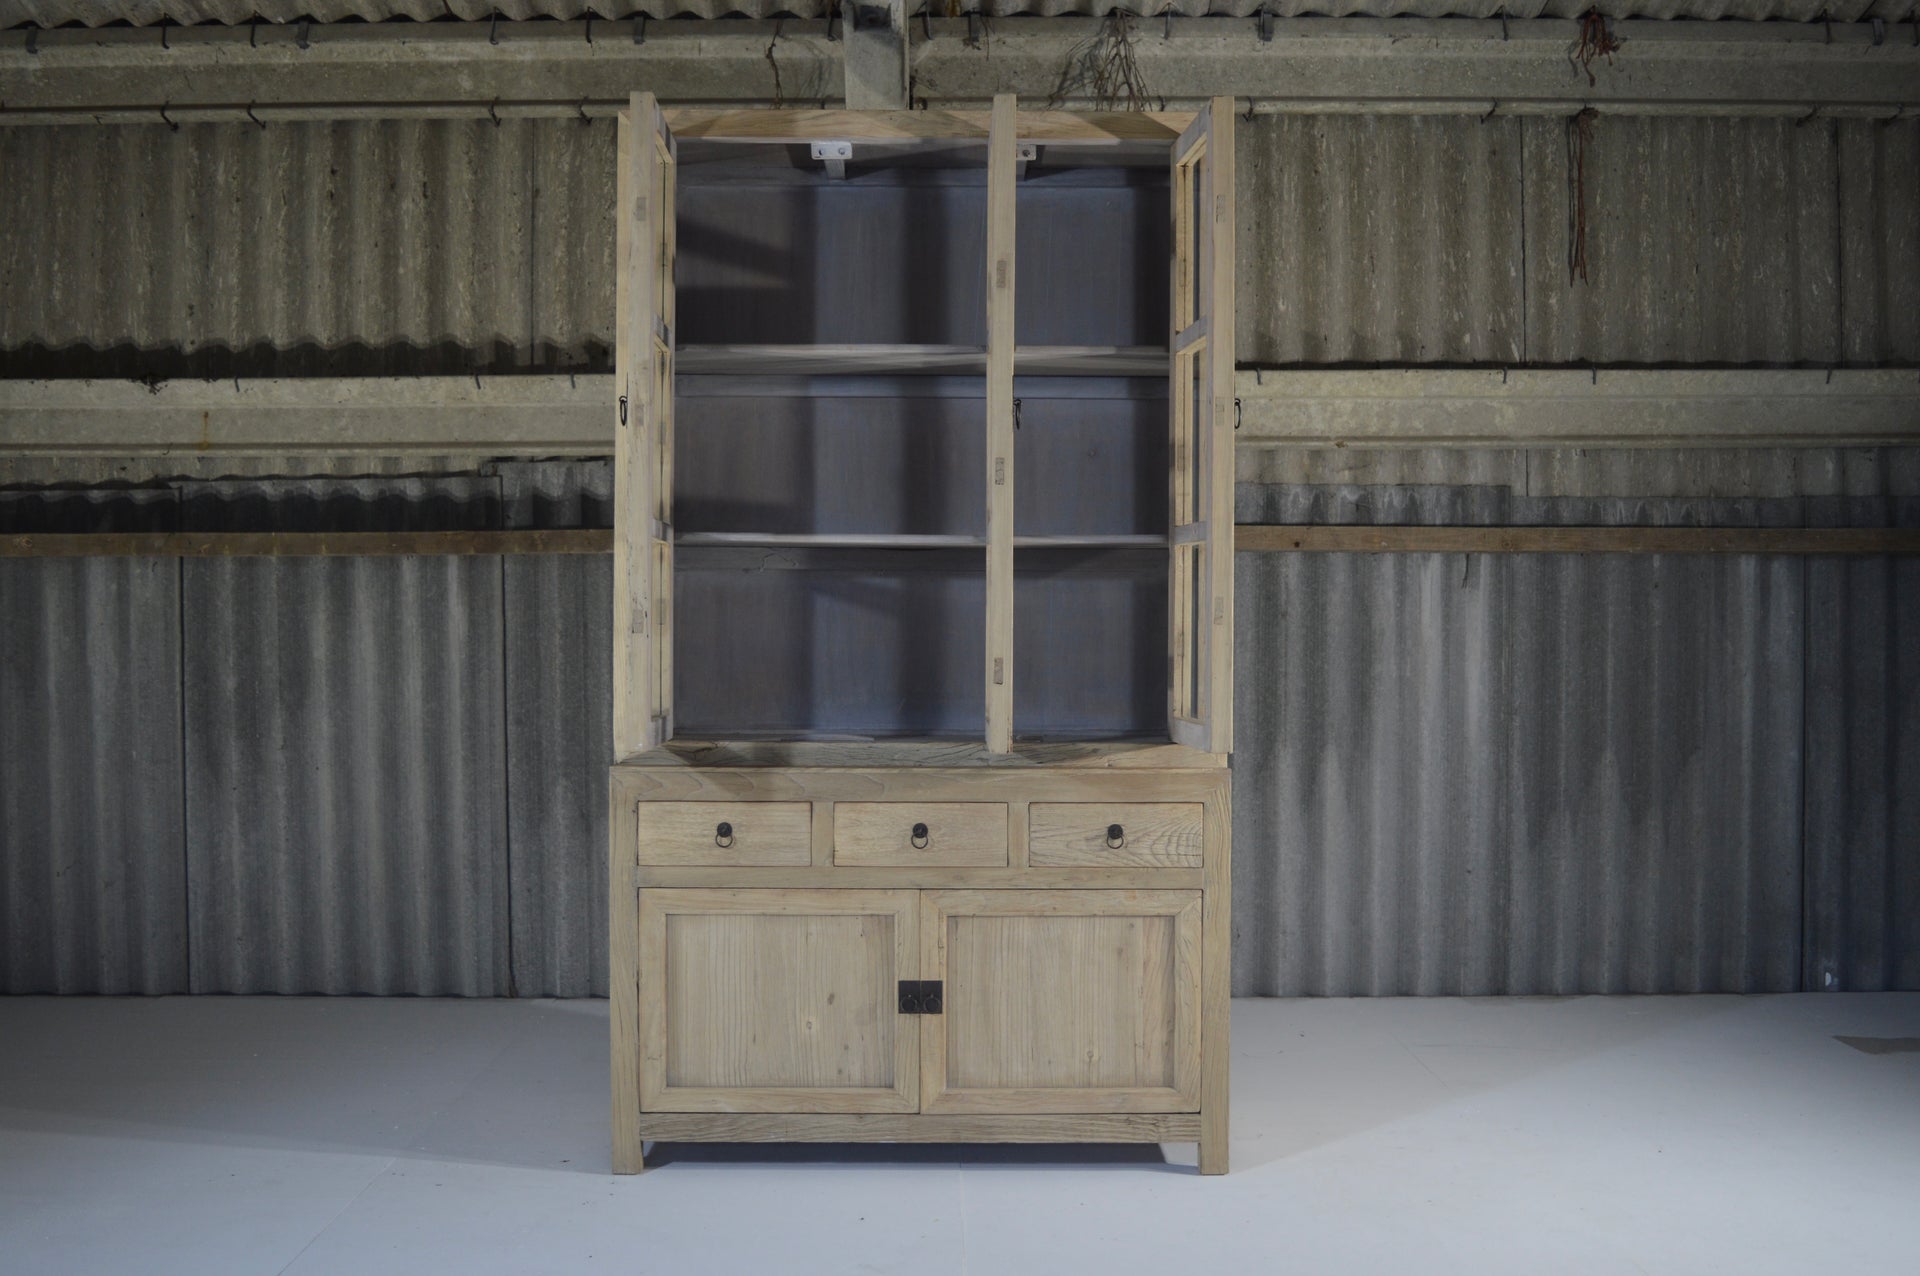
[610,97,1234,1175]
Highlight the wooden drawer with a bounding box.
[1028,803,1204,868]
[834,803,1009,867]
[637,802,812,867]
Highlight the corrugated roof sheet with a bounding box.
[1522,114,1844,365]
[8,115,1911,380]
[3,1,1915,26]
[0,118,612,379]
[1239,114,1525,365]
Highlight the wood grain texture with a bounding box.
[609,777,643,1173]
[637,801,811,867]
[638,889,918,1114]
[1200,772,1232,1175]
[616,765,1231,806]
[613,92,673,760]
[634,866,1201,891]
[1204,98,1236,758]
[639,1112,1201,1143]
[665,914,893,1086]
[921,890,1202,1115]
[984,93,1017,754]
[665,108,1192,143]
[834,802,1009,867]
[1029,803,1203,868]
[626,741,1227,770]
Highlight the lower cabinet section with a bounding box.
[636,887,1201,1117]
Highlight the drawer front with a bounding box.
[834,803,1009,867]
[1029,803,1204,868]
[638,802,812,867]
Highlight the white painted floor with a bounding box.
[2,995,1916,1275]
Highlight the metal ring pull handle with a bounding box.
[1106,823,1126,849]
[714,821,734,849]
[910,822,930,850]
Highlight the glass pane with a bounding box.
[655,138,675,310]
[1186,544,1204,718]
[1189,345,1207,523]
[653,344,674,523]
[1173,161,1195,331]
[1178,145,1207,332]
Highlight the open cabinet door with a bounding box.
[614,92,677,758]
[1167,99,1234,755]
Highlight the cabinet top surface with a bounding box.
[615,740,1227,771]
[661,108,1198,146]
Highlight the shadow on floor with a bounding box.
[644,1142,1181,1171]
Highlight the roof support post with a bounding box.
[844,0,910,109]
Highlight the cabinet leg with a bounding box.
[1198,1121,1228,1175]
[613,1131,645,1175]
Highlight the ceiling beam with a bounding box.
[4,370,1915,457]
[2,18,1913,122]
[1234,369,1920,449]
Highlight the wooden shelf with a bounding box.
[677,532,981,549]
[676,344,1167,378]
[676,532,1166,549]
[1015,534,1166,549]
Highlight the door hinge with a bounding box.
[897,980,943,1014]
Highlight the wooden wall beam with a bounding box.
[1233,526,1920,555]
[8,526,1918,557]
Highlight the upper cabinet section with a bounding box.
[613,102,1234,761]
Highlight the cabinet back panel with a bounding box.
[673,394,1166,541]
[677,395,986,538]
[1014,398,1168,539]
[679,181,987,346]
[1014,551,1167,740]
[678,172,1166,348]
[1014,180,1170,348]
[675,555,986,738]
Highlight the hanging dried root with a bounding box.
[1568,8,1622,87]
[1566,107,1599,286]
[1049,10,1158,112]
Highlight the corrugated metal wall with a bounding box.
[0,489,187,994]
[3,458,1915,997]
[6,115,1916,378]
[1,106,1914,997]
[0,468,608,996]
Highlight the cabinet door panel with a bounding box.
[639,889,918,1113]
[615,91,677,757]
[1167,99,1233,754]
[920,890,1201,1114]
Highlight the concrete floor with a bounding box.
[2,995,1916,1275]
